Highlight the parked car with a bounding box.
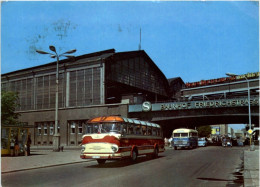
[198,137,207,147]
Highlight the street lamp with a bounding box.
[226,73,254,150]
[36,46,76,151]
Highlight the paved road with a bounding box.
[2,146,245,187]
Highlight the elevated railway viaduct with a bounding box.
[129,75,259,136]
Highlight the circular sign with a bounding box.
[142,101,152,112]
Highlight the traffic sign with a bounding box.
[248,129,253,134]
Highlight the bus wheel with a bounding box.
[131,149,138,162]
[97,159,106,165]
[153,148,158,158]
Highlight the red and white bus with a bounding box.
[80,116,165,164]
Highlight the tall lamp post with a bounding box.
[36,46,76,151]
[226,73,254,150]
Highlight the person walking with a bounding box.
[26,134,32,156]
[14,136,19,156]
[10,138,15,156]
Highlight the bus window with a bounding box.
[93,124,99,133]
[174,133,180,137]
[85,124,93,134]
[135,125,141,135]
[158,128,162,136]
[121,123,127,133]
[102,123,120,133]
[142,125,147,135]
[102,123,109,133]
[152,128,157,136]
[147,127,152,135]
[156,128,160,136]
[157,128,160,136]
[181,133,188,137]
[128,124,134,134]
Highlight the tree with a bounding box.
[197,125,211,137]
[1,91,20,125]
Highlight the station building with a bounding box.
[2,49,182,147]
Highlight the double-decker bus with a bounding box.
[80,116,165,164]
[172,128,198,150]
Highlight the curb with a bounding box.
[1,159,94,174]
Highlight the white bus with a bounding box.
[171,128,198,150]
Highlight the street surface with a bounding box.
[2,146,245,187]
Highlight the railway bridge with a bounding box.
[128,74,259,134]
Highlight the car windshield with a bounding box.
[199,138,205,141]
[84,123,121,134]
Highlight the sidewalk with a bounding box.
[244,148,259,187]
[1,149,89,173]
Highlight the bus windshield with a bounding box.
[173,133,188,137]
[84,123,121,134]
[102,123,121,133]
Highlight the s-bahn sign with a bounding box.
[128,97,259,112]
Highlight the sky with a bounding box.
[229,124,245,130]
[1,1,258,130]
[1,1,259,83]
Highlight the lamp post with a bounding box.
[226,73,254,150]
[36,46,76,151]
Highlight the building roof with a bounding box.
[2,49,116,77]
[112,50,169,86]
[168,77,184,85]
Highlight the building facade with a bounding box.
[1,49,171,147]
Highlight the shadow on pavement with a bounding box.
[85,156,164,168]
[197,177,243,186]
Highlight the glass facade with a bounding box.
[2,66,102,111]
[106,56,168,97]
[69,67,101,107]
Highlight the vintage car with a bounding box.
[198,137,207,147]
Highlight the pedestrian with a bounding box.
[14,136,19,156]
[168,137,173,148]
[164,137,168,146]
[10,138,15,156]
[26,134,32,156]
